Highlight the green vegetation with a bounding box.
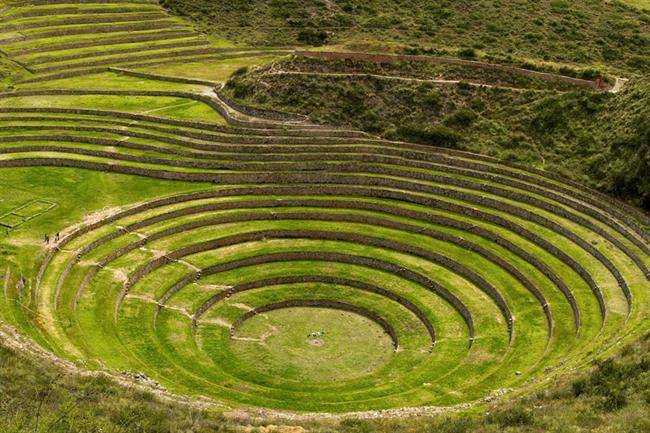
[133,55,284,82]
[160,0,650,73]
[1,327,648,432]
[223,56,650,208]
[623,0,650,10]
[0,0,282,84]
[232,307,395,382]
[0,0,647,430]
[0,55,24,90]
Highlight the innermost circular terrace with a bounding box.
[227,305,396,383]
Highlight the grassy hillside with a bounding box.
[1,325,648,432]
[160,0,650,73]
[223,56,650,209]
[590,79,650,209]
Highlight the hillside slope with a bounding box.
[223,57,650,209]
[1,325,648,432]
[161,0,650,72]
[589,79,650,208]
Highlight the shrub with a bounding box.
[443,108,478,127]
[531,97,566,131]
[226,81,253,99]
[579,68,602,80]
[558,66,578,77]
[627,55,650,70]
[422,90,442,109]
[435,416,473,433]
[339,418,373,433]
[394,124,462,148]
[572,378,588,396]
[550,0,569,10]
[504,131,533,150]
[487,406,534,427]
[232,66,249,77]
[297,28,328,46]
[599,389,627,412]
[458,48,476,58]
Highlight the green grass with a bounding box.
[0,327,648,432]
[0,93,227,123]
[7,169,640,408]
[0,0,647,425]
[622,0,650,9]
[0,54,24,90]
[0,0,221,81]
[220,307,395,382]
[134,55,285,83]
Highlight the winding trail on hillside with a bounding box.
[261,69,554,92]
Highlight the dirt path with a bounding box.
[125,293,193,319]
[263,70,555,93]
[200,317,231,327]
[610,77,629,93]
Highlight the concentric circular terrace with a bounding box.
[0,85,647,412]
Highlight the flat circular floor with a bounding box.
[228,307,395,383]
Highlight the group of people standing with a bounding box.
[44,232,60,244]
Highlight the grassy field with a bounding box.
[230,307,395,383]
[0,0,647,429]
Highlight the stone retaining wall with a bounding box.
[28,40,209,66]
[16,157,615,320]
[125,232,495,341]
[60,195,563,333]
[0,108,367,137]
[7,147,631,306]
[214,87,308,122]
[230,299,400,349]
[109,67,218,87]
[295,51,603,89]
[0,12,168,32]
[1,105,643,245]
[10,0,157,5]
[0,20,178,44]
[0,6,160,22]
[193,275,436,344]
[72,206,542,336]
[33,47,223,74]
[48,188,578,330]
[10,30,196,56]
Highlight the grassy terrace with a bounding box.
[0,0,288,83]
[0,0,648,421]
[0,76,648,411]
